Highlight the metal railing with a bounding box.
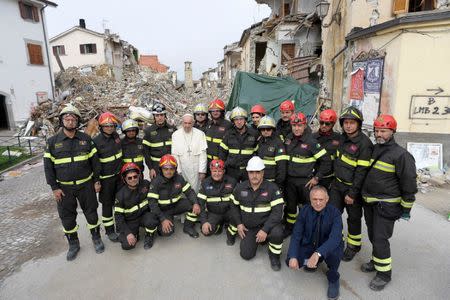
[0,135,46,168]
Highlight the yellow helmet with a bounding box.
[257,115,276,129]
[122,119,139,132]
[59,104,81,119]
[193,103,208,114]
[230,107,247,121]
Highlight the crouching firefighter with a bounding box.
[198,159,238,245]
[114,163,157,250]
[147,154,201,239]
[43,104,104,261]
[231,156,284,271]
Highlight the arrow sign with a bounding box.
[427,87,444,95]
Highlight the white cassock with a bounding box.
[171,127,207,192]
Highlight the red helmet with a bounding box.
[374,114,397,131]
[210,159,225,171]
[251,104,266,115]
[280,100,295,112]
[208,99,225,111]
[290,112,307,125]
[120,162,141,177]
[159,154,177,168]
[319,109,337,123]
[98,112,120,127]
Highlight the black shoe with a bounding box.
[342,246,359,262]
[369,275,390,291]
[143,234,154,250]
[361,261,376,273]
[66,237,80,261]
[303,266,318,273]
[107,232,119,243]
[183,224,199,238]
[269,253,281,271]
[226,231,236,246]
[327,280,340,300]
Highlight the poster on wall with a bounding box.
[407,142,443,171]
[349,57,385,127]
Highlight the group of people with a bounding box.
[43,98,417,299]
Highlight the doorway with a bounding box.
[0,94,9,129]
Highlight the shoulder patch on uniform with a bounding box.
[240,190,248,197]
[349,144,358,153]
[332,140,339,146]
[268,146,275,152]
[225,184,233,189]
[248,136,255,142]
[316,143,321,149]
[278,148,285,153]
[285,139,291,145]
[276,190,281,195]
[174,183,181,189]
[54,142,63,149]
[138,145,143,149]
[79,140,87,146]
[260,191,268,197]
[301,143,308,149]
[150,131,157,136]
[115,138,121,144]
[206,185,213,190]
[218,127,225,132]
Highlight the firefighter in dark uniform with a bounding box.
[205,99,232,167]
[193,103,209,133]
[143,102,176,179]
[284,112,332,237]
[255,115,286,187]
[219,107,258,182]
[43,105,104,261]
[147,154,200,239]
[230,156,284,271]
[114,163,157,250]
[313,109,341,190]
[198,159,238,245]
[276,100,295,140]
[329,106,373,262]
[360,115,417,291]
[250,104,266,130]
[121,119,145,174]
[93,112,122,242]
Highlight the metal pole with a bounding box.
[28,140,32,155]
[7,146,11,160]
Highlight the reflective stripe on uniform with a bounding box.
[336,177,352,186]
[57,173,93,185]
[158,196,181,205]
[373,256,392,272]
[99,151,122,163]
[185,212,197,222]
[313,148,327,160]
[150,156,161,162]
[263,158,276,165]
[269,242,282,254]
[230,194,239,205]
[102,216,114,227]
[197,193,207,200]
[270,198,284,207]
[337,150,357,167]
[100,173,118,180]
[274,155,288,162]
[240,205,271,213]
[401,199,414,208]
[86,221,101,230]
[286,213,297,224]
[363,196,401,204]
[123,156,144,163]
[145,141,172,148]
[49,148,97,165]
[206,136,222,144]
[291,156,316,164]
[114,200,148,214]
[219,142,229,151]
[227,224,237,235]
[63,224,79,234]
[147,192,159,199]
[207,154,219,160]
[229,148,254,155]
[347,233,362,246]
[182,183,191,192]
[206,196,231,202]
[357,159,371,167]
[145,227,157,233]
[372,160,396,173]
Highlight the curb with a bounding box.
[0,153,43,175]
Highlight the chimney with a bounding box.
[184,61,193,90]
[79,19,86,29]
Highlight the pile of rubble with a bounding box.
[25,64,231,137]
[417,168,450,193]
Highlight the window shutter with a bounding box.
[19,1,26,19]
[92,44,97,54]
[80,44,85,54]
[393,0,409,14]
[28,43,43,65]
[61,45,66,55]
[32,6,40,22]
[52,46,57,56]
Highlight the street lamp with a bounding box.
[316,1,331,21]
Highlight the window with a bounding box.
[19,1,39,22]
[284,3,291,16]
[52,45,66,56]
[393,0,435,14]
[27,43,44,65]
[281,43,296,64]
[80,44,97,54]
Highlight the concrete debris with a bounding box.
[417,168,449,193]
[1,151,22,157]
[25,64,231,137]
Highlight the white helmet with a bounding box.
[246,156,265,171]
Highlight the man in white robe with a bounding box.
[171,114,208,192]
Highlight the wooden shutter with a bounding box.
[27,43,43,65]
[393,0,409,14]
[32,6,39,22]
[19,1,26,19]
[52,46,57,56]
[80,44,85,54]
[61,45,66,55]
[92,44,97,54]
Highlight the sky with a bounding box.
[45,0,271,80]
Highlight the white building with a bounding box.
[0,0,57,129]
[49,19,139,75]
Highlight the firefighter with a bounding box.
[114,163,157,250]
[198,159,238,245]
[360,115,417,291]
[219,107,258,182]
[276,100,295,140]
[250,104,266,130]
[284,112,332,237]
[93,112,122,242]
[256,115,287,187]
[329,106,373,262]
[143,102,176,179]
[147,154,200,238]
[43,104,104,261]
[313,109,341,189]
[121,119,145,175]
[230,156,284,271]
[193,103,209,133]
[205,99,232,166]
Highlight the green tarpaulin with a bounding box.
[227,71,319,121]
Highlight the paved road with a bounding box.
[0,165,449,299]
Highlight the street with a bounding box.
[0,162,449,299]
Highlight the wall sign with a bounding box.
[407,142,443,171]
[409,95,450,119]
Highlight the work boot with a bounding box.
[105,226,119,243]
[327,280,340,300]
[361,260,376,273]
[303,266,318,273]
[143,233,154,250]
[369,275,390,291]
[342,245,359,262]
[226,230,236,246]
[183,221,199,238]
[66,233,80,261]
[269,252,281,271]
[91,227,105,254]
